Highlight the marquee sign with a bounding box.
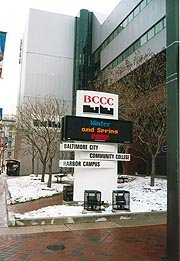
[76,90,118,119]
[61,115,132,144]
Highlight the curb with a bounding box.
[8,210,167,227]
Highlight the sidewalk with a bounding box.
[0,224,166,261]
[0,172,8,227]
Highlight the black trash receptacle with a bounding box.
[112,190,130,210]
[63,185,73,201]
[84,190,101,211]
[6,160,20,176]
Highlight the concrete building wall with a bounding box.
[101,0,140,43]
[100,0,165,69]
[17,9,75,175]
[19,9,75,104]
[92,14,101,53]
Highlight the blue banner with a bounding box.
[0,31,7,78]
[0,108,2,120]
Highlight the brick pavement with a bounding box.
[0,224,166,261]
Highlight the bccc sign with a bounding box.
[83,95,114,106]
[76,90,118,120]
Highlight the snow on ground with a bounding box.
[6,174,167,219]
[7,174,73,204]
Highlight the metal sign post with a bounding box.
[166,0,180,259]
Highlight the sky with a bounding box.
[6,174,167,220]
[0,0,121,115]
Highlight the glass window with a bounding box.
[147,27,154,40]
[109,34,113,42]
[112,59,118,68]
[117,55,123,64]
[7,152,11,157]
[128,12,134,23]
[122,18,128,28]
[163,17,166,28]
[124,49,129,59]
[133,6,140,17]
[155,21,163,34]
[133,40,141,51]
[113,29,118,38]
[140,34,147,45]
[8,141,12,147]
[140,0,146,11]
[129,45,134,55]
[117,25,123,34]
[8,132,13,138]
[104,40,108,47]
[147,0,152,4]
[102,42,105,50]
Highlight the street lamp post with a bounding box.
[166,0,180,260]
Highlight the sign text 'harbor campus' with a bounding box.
[59,160,114,168]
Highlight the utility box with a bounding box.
[84,190,101,211]
[112,190,130,210]
[63,185,73,201]
[6,160,20,176]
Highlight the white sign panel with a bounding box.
[60,142,116,152]
[76,90,118,119]
[79,152,130,161]
[59,160,114,168]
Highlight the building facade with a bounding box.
[18,8,75,107]
[17,0,166,175]
[0,115,16,172]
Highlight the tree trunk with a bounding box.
[122,162,126,175]
[47,158,53,188]
[41,162,46,182]
[150,155,156,186]
[31,155,35,175]
[146,160,150,176]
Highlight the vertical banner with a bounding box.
[0,108,2,120]
[0,31,7,78]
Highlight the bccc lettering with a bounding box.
[84,95,114,106]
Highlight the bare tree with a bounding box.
[93,50,166,186]
[16,95,69,187]
[20,142,38,175]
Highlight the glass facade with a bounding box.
[73,2,166,108]
[102,17,166,74]
[73,9,93,111]
[91,0,152,78]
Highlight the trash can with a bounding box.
[112,190,130,210]
[84,190,101,211]
[63,185,73,201]
[6,160,20,176]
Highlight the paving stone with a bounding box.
[0,225,166,260]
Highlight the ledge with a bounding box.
[9,210,167,227]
